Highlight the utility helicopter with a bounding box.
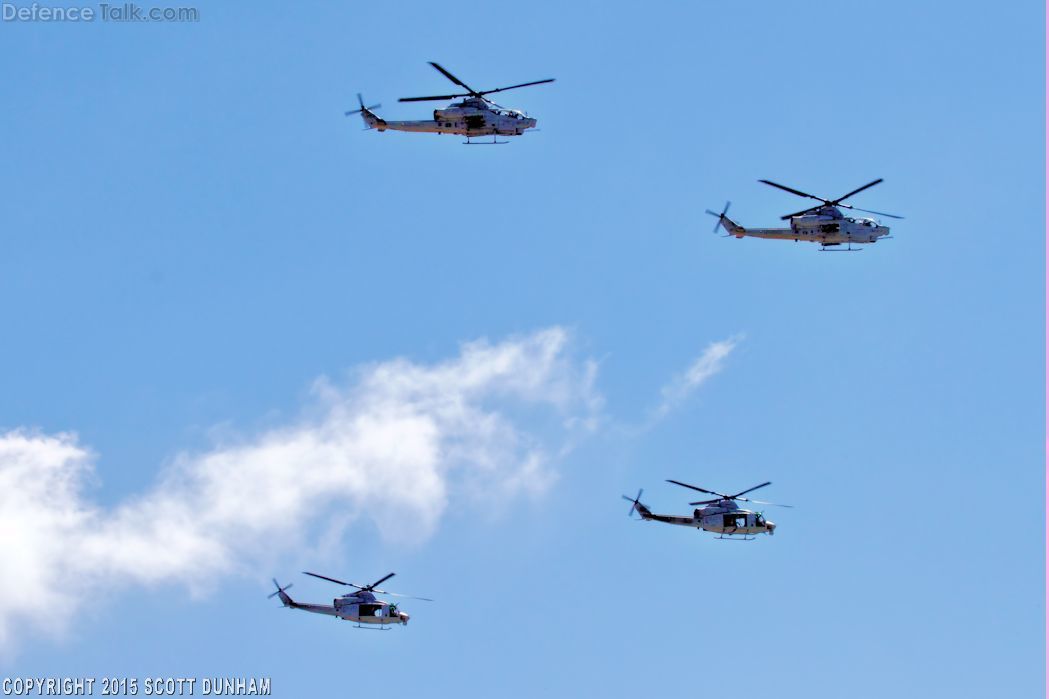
[706,179,904,251]
[346,62,554,144]
[269,572,432,629]
[622,480,792,540]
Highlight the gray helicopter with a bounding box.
[707,178,904,251]
[347,62,554,144]
[622,480,792,540]
[270,572,432,629]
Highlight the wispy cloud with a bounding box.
[0,327,600,651]
[653,337,740,420]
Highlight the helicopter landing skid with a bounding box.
[716,534,756,541]
[464,135,509,145]
[819,244,863,252]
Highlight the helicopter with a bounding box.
[346,62,554,144]
[706,178,904,251]
[622,480,792,540]
[269,572,432,629]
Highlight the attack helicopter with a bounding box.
[269,572,432,629]
[706,178,904,251]
[346,62,554,144]
[622,480,792,540]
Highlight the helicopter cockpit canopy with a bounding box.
[844,217,879,226]
[492,107,527,119]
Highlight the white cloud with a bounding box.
[0,327,600,651]
[653,337,740,419]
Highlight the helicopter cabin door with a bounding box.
[722,513,747,531]
[357,603,384,619]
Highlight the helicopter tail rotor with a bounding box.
[621,489,648,519]
[268,579,296,607]
[705,201,732,236]
[345,93,386,131]
[344,93,382,116]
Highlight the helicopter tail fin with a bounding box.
[345,93,387,131]
[268,579,297,608]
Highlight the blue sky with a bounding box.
[0,1,1044,697]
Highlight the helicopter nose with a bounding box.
[399,612,409,625]
[766,522,776,535]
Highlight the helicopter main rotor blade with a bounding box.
[428,62,479,95]
[666,479,729,499]
[688,498,721,506]
[303,571,351,586]
[364,572,396,591]
[398,92,472,102]
[745,498,794,508]
[780,205,823,221]
[832,178,883,204]
[838,204,905,220]
[479,78,555,96]
[759,179,828,203]
[379,590,435,602]
[728,482,772,499]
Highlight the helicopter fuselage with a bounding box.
[635,500,776,537]
[272,585,410,626]
[721,207,890,246]
[361,98,537,137]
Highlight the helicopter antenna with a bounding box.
[758,178,904,221]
